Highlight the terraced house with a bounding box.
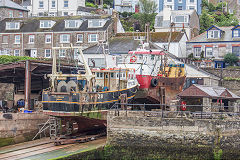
[186,25,240,68]
[0,15,114,58]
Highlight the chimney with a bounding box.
[112,10,119,34]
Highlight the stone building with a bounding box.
[0,15,114,58]
[0,0,28,20]
[186,25,240,68]
[178,84,240,112]
[22,0,85,17]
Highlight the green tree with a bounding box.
[137,0,157,31]
[224,53,239,66]
[199,10,214,33]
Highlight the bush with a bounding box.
[224,53,239,66]
[0,55,35,64]
[103,4,108,9]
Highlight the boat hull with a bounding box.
[135,75,186,105]
[42,85,138,117]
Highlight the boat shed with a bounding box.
[0,60,84,110]
[178,84,240,112]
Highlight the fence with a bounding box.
[110,103,240,119]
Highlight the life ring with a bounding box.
[130,55,137,63]
[151,78,158,87]
[180,101,187,111]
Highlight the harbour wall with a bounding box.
[0,113,49,145]
[107,111,240,150]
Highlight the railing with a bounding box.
[110,103,240,120]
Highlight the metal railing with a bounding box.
[110,103,240,120]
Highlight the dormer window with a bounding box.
[40,20,55,28]
[208,30,220,39]
[88,19,106,28]
[6,22,20,30]
[65,20,82,28]
[233,30,240,37]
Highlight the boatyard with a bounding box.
[1,0,240,159]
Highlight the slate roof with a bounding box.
[188,26,237,42]
[22,0,31,6]
[77,6,97,13]
[83,37,141,54]
[115,32,184,43]
[179,84,240,99]
[0,16,112,33]
[0,0,28,11]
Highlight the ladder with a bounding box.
[32,116,59,140]
[49,116,58,139]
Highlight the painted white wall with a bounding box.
[28,0,85,16]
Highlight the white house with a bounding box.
[154,8,200,40]
[22,0,85,17]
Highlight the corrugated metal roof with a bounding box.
[0,0,28,11]
[194,84,240,98]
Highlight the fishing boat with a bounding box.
[42,46,138,116]
[118,46,186,105]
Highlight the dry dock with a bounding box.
[0,137,106,160]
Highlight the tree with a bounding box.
[137,0,157,31]
[224,53,239,66]
[199,10,214,33]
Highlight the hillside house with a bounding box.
[186,25,240,68]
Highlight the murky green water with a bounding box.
[60,145,240,160]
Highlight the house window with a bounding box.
[178,6,183,10]
[194,47,201,57]
[167,0,172,2]
[167,5,173,9]
[45,49,51,58]
[19,12,23,17]
[39,1,44,8]
[52,0,56,8]
[88,34,98,42]
[189,6,195,10]
[233,30,240,37]
[190,0,194,3]
[45,35,52,43]
[179,0,182,3]
[9,11,13,18]
[88,19,105,28]
[14,35,20,44]
[208,30,220,39]
[14,49,20,56]
[88,58,105,68]
[48,12,55,16]
[2,35,8,44]
[40,20,54,28]
[232,46,240,56]
[64,0,68,7]
[65,20,81,28]
[206,47,213,57]
[59,49,66,57]
[60,34,70,43]
[29,35,35,44]
[2,49,10,55]
[6,22,20,30]
[63,12,68,16]
[174,16,188,23]
[77,34,83,43]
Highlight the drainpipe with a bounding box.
[22,33,24,56]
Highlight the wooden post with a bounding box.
[24,60,31,110]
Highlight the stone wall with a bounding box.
[107,111,240,150]
[203,68,240,96]
[0,112,49,139]
[0,83,14,108]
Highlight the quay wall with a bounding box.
[107,111,240,150]
[0,113,49,141]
